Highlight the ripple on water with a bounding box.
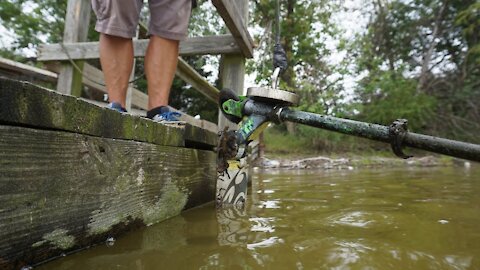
[324,210,394,229]
[249,217,276,233]
[351,197,392,206]
[256,200,281,209]
[327,240,375,266]
[315,238,475,270]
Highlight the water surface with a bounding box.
[39,165,480,269]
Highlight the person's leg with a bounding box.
[145,0,192,114]
[99,34,134,108]
[91,0,143,110]
[144,36,179,110]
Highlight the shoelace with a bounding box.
[155,111,182,121]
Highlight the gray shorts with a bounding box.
[92,0,192,40]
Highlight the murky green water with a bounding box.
[39,165,480,269]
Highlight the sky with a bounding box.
[0,24,15,50]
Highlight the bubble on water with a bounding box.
[438,219,449,224]
[106,236,116,247]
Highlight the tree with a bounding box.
[250,0,348,136]
[351,0,480,142]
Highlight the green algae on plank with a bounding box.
[40,229,76,250]
[142,177,190,226]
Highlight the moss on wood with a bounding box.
[0,78,218,148]
[0,124,216,269]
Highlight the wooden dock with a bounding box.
[0,78,219,268]
[0,0,258,268]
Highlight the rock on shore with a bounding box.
[256,155,469,170]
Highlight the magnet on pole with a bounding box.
[246,86,299,107]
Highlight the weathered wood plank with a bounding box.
[211,0,254,58]
[0,78,217,148]
[0,57,57,83]
[56,0,91,96]
[0,125,216,269]
[30,62,219,133]
[37,35,240,61]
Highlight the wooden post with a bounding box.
[216,0,249,208]
[56,0,91,96]
[125,27,140,111]
[218,0,248,129]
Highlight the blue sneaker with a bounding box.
[106,102,127,113]
[147,106,186,126]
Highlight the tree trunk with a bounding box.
[417,0,448,93]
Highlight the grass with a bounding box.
[261,125,455,164]
[262,125,391,158]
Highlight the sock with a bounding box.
[147,106,169,119]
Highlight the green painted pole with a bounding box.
[243,100,480,162]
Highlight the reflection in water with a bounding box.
[249,217,276,232]
[39,166,480,269]
[247,237,284,250]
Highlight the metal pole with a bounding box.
[243,100,480,162]
[275,0,281,45]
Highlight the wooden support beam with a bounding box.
[211,0,254,58]
[0,57,57,83]
[176,57,220,103]
[44,62,150,110]
[81,63,149,110]
[56,0,91,96]
[217,57,246,130]
[125,27,141,112]
[37,35,240,61]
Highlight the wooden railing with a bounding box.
[32,0,254,132]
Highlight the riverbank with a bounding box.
[256,154,474,170]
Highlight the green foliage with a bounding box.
[250,0,346,116]
[455,2,480,65]
[352,0,480,142]
[0,1,65,49]
[263,126,314,155]
[264,124,383,155]
[356,70,436,130]
[0,1,99,57]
